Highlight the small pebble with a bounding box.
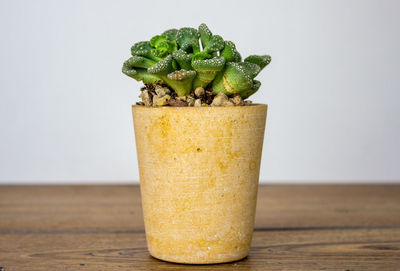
[244,100,253,105]
[153,94,171,106]
[211,93,229,106]
[194,99,202,107]
[231,95,244,106]
[152,95,158,105]
[155,87,170,97]
[186,96,195,106]
[140,90,152,106]
[194,87,205,97]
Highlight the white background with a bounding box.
[0,0,399,184]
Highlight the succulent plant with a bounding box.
[122,23,271,99]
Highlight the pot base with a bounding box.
[149,249,249,264]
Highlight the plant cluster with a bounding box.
[122,24,271,99]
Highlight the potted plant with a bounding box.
[123,24,271,264]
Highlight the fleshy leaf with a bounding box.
[238,62,260,79]
[192,57,225,88]
[151,48,168,58]
[131,41,162,62]
[180,39,201,54]
[147,55,174,75]
[203,35,224,54]
[131,41,151,55]
[192,51,212,61]
[172,59,179,70]
[172,49,192,70]
[155,40,177,53]
[150,35,169,48]
[240,80,261,99]
[157,40,178,53]
[176,27,200,53]
[212,62,253,96]
[162,29,178,41]
[124,56,156,69]
[244,55,271,70]
[220,41,241,62]
[167,40,178,53]
[198,23,212,49]
[165,69,196,96]
[122,59,160,83]
[149,35,178,59]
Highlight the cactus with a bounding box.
[122,24,271,98]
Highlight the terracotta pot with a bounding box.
[132,104,268,264]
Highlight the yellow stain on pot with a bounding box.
[132,104,268,264]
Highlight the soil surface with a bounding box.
[136,83,252,107]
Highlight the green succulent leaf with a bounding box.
[167,69,196,81]
[238,62,261,79]
[220,41,241,62]
[192,51,212,61]
[192,57,226,88]
[122,58,160,84]
[151,48,168,58]
[240,80,261,99]
[244,55,271,70]
[154,40,169,51]
[165,69,197,96]
[147,55,174,75]
[212,62,253,96]
[172,49,193,70]
[198,23,212,49]
[131,41,151,55]
[180,39,201,54]
[162,29,178,41]
[150,35,169,48]
[155,40,178,53]
[172,59,179,70]
[167,40,178,52]
[123,56,156,69]
[131,41,161,62]
[176,27,200,54]
[203,35,224,54]
[148,35,178,59]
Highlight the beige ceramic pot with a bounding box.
[132,104,268,264]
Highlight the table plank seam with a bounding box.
[1,225,399,235]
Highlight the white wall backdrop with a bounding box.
[0,0,399,184]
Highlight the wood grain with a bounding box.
[0,185,399,270]
[0,229,399,270]
[1,185,399,231]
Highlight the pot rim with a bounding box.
[132,104,267,110]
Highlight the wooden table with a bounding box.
[0,185,399,270]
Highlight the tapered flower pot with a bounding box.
[132,104,268,264]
